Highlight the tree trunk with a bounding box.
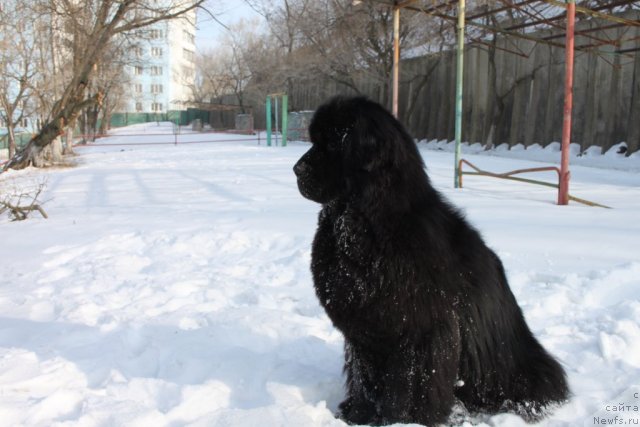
[88,105,99,141]
[31,136,64,168]
[7,125,16,159]
[485,31,498,150]
[4,119,64,170]
[64,126,76,155]
[627,46,640,156]
[485,125,495,151]
[50,136,64,163]
[4,83,98,170]
[99,96,111,136]
[79,111,88,143]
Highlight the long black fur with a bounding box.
[293,96,569,426]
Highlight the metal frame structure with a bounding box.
[266,93,289,147]
[358,0,640,205]
[457,158,611,208]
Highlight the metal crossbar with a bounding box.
[457,158,610,208]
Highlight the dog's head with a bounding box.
[293,96,426,205]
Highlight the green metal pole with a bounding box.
[266,95,272,147]
[454,0,466,188]
[275,96,279,146]
[282,94,288,147]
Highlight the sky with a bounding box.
[196,1,265,51]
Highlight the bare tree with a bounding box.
[4,0,207,171]
[0,178,48,221]
[244,0,441,110]
[243,0,334,109]
[78,38,137,141]
[192,51,234,102]
[0,2,39,159]
[191,20,267,113]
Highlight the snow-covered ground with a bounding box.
[1,122,639,427]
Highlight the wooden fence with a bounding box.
[284,13,640,155]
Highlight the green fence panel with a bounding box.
[0,132,33,150]
[107,110,208,129]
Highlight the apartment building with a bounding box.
[126,9,196,115]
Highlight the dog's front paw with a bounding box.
[337,397,379,425]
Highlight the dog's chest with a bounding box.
[311,205,382,316]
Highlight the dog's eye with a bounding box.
[333,127,349,139]
[326,141,341,153]
[323,128,349,152]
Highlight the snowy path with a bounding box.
[1,123,639,426]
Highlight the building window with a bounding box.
[151,102,163,112]
[20,118,28,127]
[183,30,195,44]
[182,65,195,79]
[135,102,143,112]
[134,66,143,75]
[151,47,163,57]
[150,66,163,76]
[131,46,143,57]
[182,48,194,63]
[150,84,163,94]
[134,83,142,93]
[150,29,164,39]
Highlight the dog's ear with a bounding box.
[343,102,399,173]
[344,114,377,172]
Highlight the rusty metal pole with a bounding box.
[559,0,575,205]
[392,4,400,117]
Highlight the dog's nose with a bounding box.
[293,161,305,176]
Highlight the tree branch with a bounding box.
[0,179,48,221]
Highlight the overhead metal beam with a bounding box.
[507,0,638,32]
[355,0,639,198]
[541,0,640,27]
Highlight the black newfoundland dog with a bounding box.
[293,96,569,426]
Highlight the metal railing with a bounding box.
[457,158,610,208]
